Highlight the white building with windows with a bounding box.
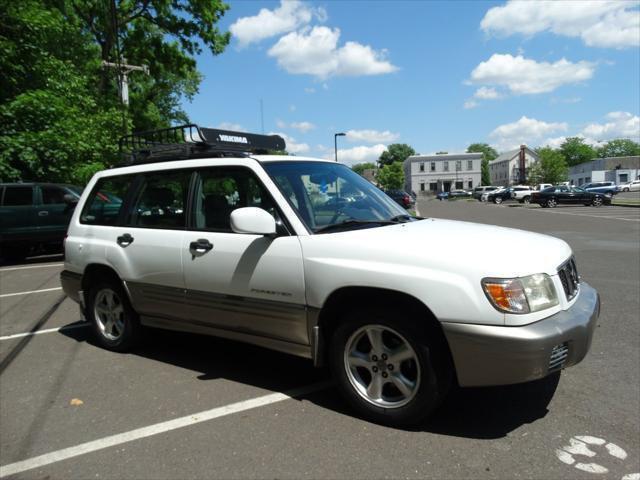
[569,156,640,186]
[403,153,482,194]
[489,145,539,187]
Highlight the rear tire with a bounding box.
[592,196,604,207]
[329,308,451,427]
[546,198,557,208]
[494,197,503,204]
[87,278,141,352]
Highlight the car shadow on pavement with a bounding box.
[61,324,559,440]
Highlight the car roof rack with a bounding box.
[118,124,286,166]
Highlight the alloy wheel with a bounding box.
[344,325,421,408]
[547,198,557,208]
[94,288,125,341]
[593,197,603,207]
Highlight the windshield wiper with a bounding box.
[314,219,396,234]
[387,214,421,223]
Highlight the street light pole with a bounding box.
[334,132,346,162]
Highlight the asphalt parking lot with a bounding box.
[1,201,639,480]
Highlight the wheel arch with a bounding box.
[313,286,455,380]
[81,263,133,307]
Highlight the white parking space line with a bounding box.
[0,381,329,478]
[0,263,64,273]
[0,287,63,298]
[528,209,640,222]
[0,323,89,341]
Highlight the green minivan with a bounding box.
[0,183,82,260]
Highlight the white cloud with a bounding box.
[474,86,501,100]
[269,131,309,154]
[489,116,568,150]
[276,120,316,133]
[470,54,595,95]
[332,144,387,166]
[464,100,479,109]
[230,0,326,47]
[481,1,640,49]
[290,121,316,133]
[267,26,398,79]
[582,111,640,141]
[345,129,399,143]
[216,122,244,131]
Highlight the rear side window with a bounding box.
[128,170,191,229]
[81,176,133,225]
[41,186,67,204]
[3,186,33,206]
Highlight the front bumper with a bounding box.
[442,282,600,387]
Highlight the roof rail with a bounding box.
[118,124,286,165]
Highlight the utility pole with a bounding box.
[102,58,149,107]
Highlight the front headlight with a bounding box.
[482,273,559,314]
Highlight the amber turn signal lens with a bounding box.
[485,283,511,310]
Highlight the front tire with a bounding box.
[592,196,604,207]
[522,196,531,204]
[494,197,503,204]
[329,309,451,427]
[546,198,557,208]
[87,279,141,352]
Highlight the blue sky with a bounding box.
[183,0,640,165]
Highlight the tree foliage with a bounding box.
[466,143,497,185]
[596,139,640,158]
[559,137,596,167]
[527,147,568,185]
[352,162,376,175]
[379,143,416,166]
[376,162,404,190]
[0,0,230,184]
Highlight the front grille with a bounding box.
[549,343,569,371]
[558,257,580,301]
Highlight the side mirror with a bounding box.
[63,194,78,205]
[230,207,276,236]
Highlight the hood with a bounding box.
[302,217,572,279]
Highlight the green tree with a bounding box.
[352,162,376,175]
[376,162,404,190]
[466,143,498,185]
[0,1,122,182]
[528,147,568,185]
[66,0,231,131]
[0,0,231,183]
[596,139,640,158]
[559,137,596,166]
[378,144,416,166]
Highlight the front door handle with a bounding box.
[38,211,49,217]
[117,233,134,247]
[189,238,213,253]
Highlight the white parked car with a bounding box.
[60,125,600,426]
[619,180,640,192]
[510,185,534,203]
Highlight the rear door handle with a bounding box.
[117,233,134,247]
[189,238,213,253]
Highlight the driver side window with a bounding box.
[193,168,279,232]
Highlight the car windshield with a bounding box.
[263,161,415,233]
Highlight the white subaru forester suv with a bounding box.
[60,125,599,426]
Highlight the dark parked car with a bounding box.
[385,189,415,209]
[0,183,82,260]
[581,181,619,196]
[486,188,515,204]
[531,185,611,208]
